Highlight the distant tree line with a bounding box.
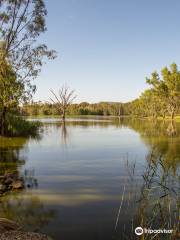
[22,101,124,117]
[23,63,180,119]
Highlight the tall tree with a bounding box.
[0,43,24,135]
[140,89,160,119]
[0,0,56,135]
[146,63,180,119]
[0,0,56,98]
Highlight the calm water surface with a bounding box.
[0,117,179,240]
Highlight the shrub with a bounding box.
[6,115,42,137]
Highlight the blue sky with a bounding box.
[34,0,180,103]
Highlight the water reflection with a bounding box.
[0,193,56,232]
[113,151,180,239]
[38,118,180,239]
[167,120,177,136]
[61,122,68,146]
[46,118,118,146]
[0,117,179,240]
[135,152,180,239]
[0,132,42,175]
[24,169,38,189]
[0,137,28,175]
[119,118,180,166]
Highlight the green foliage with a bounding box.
[0,0,56,99]
[23,102,124,117]
[22,63,180,119]
[0,0,56,136]
[146,63,180,118]
[5,114,42,137]
[0,58,25,135]
[124,63,180,119]
[0,60,23,109]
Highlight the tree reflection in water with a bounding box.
[0,194,56,233]
[0,133,42,175]
[0,135,56,234]
[112,118,180,240]
[167,121,177,137]
[0,137,27,175]
[57,119,114,146]
[0,118,179,239]
[61,121,68,146]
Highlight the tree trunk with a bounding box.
[0,107,7,136]
[168,103,175,120]
[62,108,65,122]
[167,120,176,136]
[152,112,157,119]
[171,110,174,120]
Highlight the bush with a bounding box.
[6,115,42,137]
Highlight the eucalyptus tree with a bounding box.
[146,63,180,119]
[0,56,23,135]
[0,0,56,135]
[140,89,161,118]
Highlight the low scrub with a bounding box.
[5,115,42,137]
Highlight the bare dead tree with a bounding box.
[50,85,77,121]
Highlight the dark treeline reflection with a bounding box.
[0,137,28,175]
[42,116,180,135]
[121,118,179,137]
[44,117,180,174]
[42,117,115,128]
[0,132,42,175]
[49,117,180,166]
[0,135,55,234]
[121,118,180,169]
[0,194,56,232]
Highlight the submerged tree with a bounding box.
[0,0,56,136]
[50,85,77,121]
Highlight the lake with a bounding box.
[0,117,179,240]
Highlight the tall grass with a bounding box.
[5,114,42,137]
[114,152,180,240]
